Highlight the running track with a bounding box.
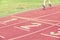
[0,5,60,40]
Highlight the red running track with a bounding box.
[0,5,60,40]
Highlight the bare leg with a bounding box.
[48,0,52,7]
[42,0,47,10]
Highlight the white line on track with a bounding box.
[0,11,60,25]
[0,35,5,38]
[34,11,60,19]
[8,24,57,40]
[8,23,60,40]
[41,33,60,38]
[0,15,60,29]
[4,18,17,23]
[0,7,60,40]
[0,17,58,29]
[12,16,60,23]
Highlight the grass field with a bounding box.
[0,0,60,17]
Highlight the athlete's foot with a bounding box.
[49,4,52,7]
[42,5,45,10]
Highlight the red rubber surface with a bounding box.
[0,5,60,40]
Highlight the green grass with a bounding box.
[0,0,60,17]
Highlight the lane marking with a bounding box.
[0,35,5,38]
[14,23,41,31]
[8,25,56,40]
[8,23,60,40]
[34,11,60,19]
[0,11,60,28]
[4,18,17,23]
[41,33,60,38]
[14,26,30,31]
[0,6,59,39]
[1,10,60,24]
[0,16,60,29]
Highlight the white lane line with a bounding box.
[13,10,60,21]
[13,16,60,23]
[0,11,60,28]
[4,18,17,23]
[14,23,41,31]
[0,8,60,39]
[0,20,29,29]
[0,16,60,27]
[0,16,60,29]
[8,23,60,40]
[10,16,60,25]
[0,35,5,38]
[41,33,60,38]
[11,11,60,24]
[8,25,56,40]
[14,26,30,31]
[0,18,56,29]
[34,11,60,19]
[36,19,60,22]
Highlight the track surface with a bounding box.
[0,5,60,40]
